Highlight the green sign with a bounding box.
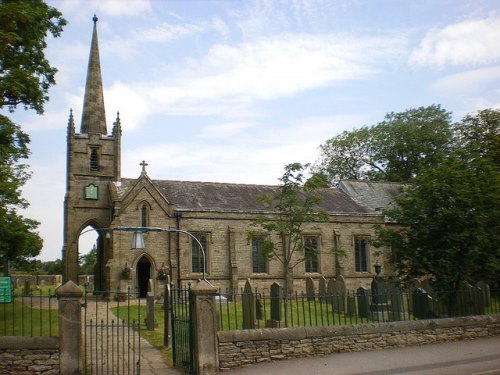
[0,277,13,303]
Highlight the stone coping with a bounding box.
[0,336,59,350]
[217,314,500,342]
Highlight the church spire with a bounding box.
[80,15,107,134]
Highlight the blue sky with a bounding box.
[8,0,500,260]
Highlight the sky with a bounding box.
[6,0,500,261]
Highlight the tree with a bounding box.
[249,163,329,297]
[0,211,43,274]
[0,1,66,274]
[0,0,66,113]
[376,109,500,289]
[79,246,97,275]
[316,105,453,185]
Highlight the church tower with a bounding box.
[62,15,121,288]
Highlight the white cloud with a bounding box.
[410,14,500,67]
[90,0,152,17]
[144,33,405,112]
[105,82,151,131]
[433,65,500,94]
[132,22,204,43]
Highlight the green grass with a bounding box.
[0,297,58,336]
[113,304,173,366]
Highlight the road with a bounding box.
[226,336,500,375]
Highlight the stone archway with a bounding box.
[136,256,152,298]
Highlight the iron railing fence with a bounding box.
[82,288,142,375]
[217,287,500,331]
[169,284,194,374]
[0,287,57,336]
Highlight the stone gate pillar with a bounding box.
[190,280,219,375]
[57,281,83,375]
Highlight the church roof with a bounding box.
[338,180,403,213]
[116,178,373,215]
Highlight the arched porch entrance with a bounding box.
[136,256,152,298]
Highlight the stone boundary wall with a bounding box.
[217,314,500,370]
[0,337,59,374]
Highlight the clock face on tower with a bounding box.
[84,184,99,200]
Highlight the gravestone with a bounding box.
[268,282,282,327]
[332,276,347,312]
[23,279,30,296]
[389,277,407,321]
[406,278,422,315]
[305,277,315,301]
[242,279,255,329]
[256,295,263,320]
[476,281,491,308]
[412,287,433,319]
[318,276,327,301]
[327,278,335,307]
[457,280,473,316]
[357,287,369,319]
[146,291,156,330]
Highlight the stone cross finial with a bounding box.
[140,160,148,174]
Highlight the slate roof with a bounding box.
[338,180,403,213]
[116,178,372,215]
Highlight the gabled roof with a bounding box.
[115,178,372,215]
[338,180,403,213]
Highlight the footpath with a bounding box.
[82,299,182,375]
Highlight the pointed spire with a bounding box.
[112,111,122,136]
[80,15,107,135]
[67,108,75,133]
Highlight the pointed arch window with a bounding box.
[90,148,99,171]
[140,204,148,227]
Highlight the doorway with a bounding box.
[136,256,151,298]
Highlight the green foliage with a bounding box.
[316,105,453,184]
[79,247,96,275]
[0,211,43,274]
[249,163,329,294]
[0,1,65,274]
[377,109,500,289]
[0,0,66,113]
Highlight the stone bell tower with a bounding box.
[62,15,121,289]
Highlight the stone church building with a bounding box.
[62,18,399,297]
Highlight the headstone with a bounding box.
[476,281,491,307]
[471,286,485,315]
[357,287,369,319]
[242,279,255,329]
[255,295,263,320]
[457,280,473,316]
[305,277,315,301]
[268,282,281,327]
[371,277,388,305]
[327,278,335,306]
[23,279,30,296]
[318,276,327,301]
[389,277,406,320]
[412,287,433,319]
[332,276,347,312]
[146,291,156,330]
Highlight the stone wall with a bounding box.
[217,315,500,370]
[0,337,59,374]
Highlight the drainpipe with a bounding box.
[174,212,182,288]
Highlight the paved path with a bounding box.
[226,336,500,375]
[82,298,182,375]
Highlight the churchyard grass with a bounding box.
[0,290,58,336]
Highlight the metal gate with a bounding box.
[82,289,142,374]
[170,284,194,373]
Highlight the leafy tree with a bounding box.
[316,105,453,184]
[376,109,500,289]
[79,246,96,275]
[0,211,43,274]
[249,163,329,297]
[0,0,66,113]
[0,1,66,274]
